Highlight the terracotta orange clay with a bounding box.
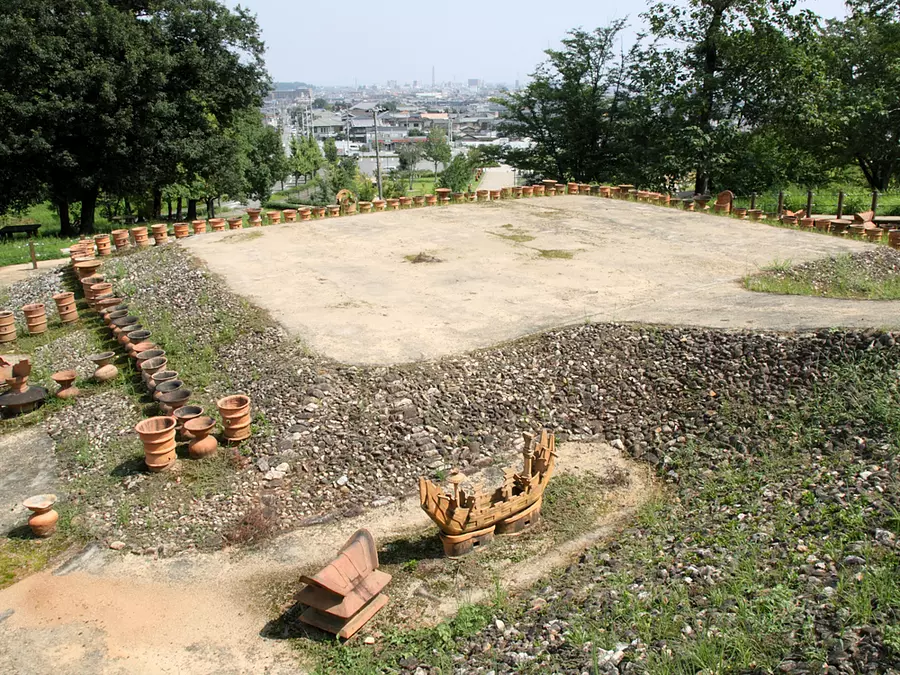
[89,351,119,383]
[51,370,79,399]
[22,303,47,335]
[0,310,16,343]
[134,416,177,472]
[23,494,59,537]
[217,394,251,443]
[53,292,79,324]
[184,416,218,458]
[298,529,391,639]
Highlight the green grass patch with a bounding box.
[744,254,900,299]
[537,249,575,260]
[490,225,535,243]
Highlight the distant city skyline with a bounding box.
[232,0,850,87]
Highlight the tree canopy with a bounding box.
[0,0,275,233]
[492,0,900,193]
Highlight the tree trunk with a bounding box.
[186,199,198,221]
[207,198,215,219]
[80,187,98,234]
[167,200,172,219]
[152,189,162,219]
[176,197,183,220]
[56,199,77,238]
[693,5,725,195]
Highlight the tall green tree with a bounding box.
[323,137,339,164]
[437,154,474,193]
[423,128,451,175]
[493,23,631,183]
[397,142,424,188]
[789,0,900,190]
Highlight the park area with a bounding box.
[0,189,897,674]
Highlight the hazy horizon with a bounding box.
[232,0,850,87]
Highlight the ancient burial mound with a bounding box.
[0,234,896,673]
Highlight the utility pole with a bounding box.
[373,107,384,200]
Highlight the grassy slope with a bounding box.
[308,348,900,674]
[744,255,900,300]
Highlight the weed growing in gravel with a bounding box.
[301,347,900,673]
[745,251,900,299]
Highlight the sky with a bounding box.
[232,0,851,87]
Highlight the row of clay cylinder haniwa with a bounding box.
[75,256,254,472]
[0,292,80,343]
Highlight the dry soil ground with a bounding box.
[0,442,648,675]
[183,195,900,364]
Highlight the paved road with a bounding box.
[478,165,515,190]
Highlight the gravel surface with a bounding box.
[3,245,899,672]
[747,248,900,298]
[2,263,66,324]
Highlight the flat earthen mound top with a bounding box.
[183,196,900,364]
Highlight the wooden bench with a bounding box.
[0,223,40,240]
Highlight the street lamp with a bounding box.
[373,106,385,200]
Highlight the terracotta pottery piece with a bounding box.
[111,315,139,338]
[22,494,59,537]
[385,199,399,211]
[152,229,168,246]
[217,394,251,443]
[94,234,112,257]
[425,195,437,206]
[267,211,281,224]
[74,259,103,280]
[158,387,191,414]
[465,192,476,202]
[112,229,131,250]
[0,310,16,343]
[476,189,489,201]
[89,282,112,308]
[123,329,151,350]
[522,186,534,197]
[175,222,192,238]
[399,196,412,209]
[153,379,184,403]
[326,205,341,217]
[128,341,156,358]
[208,218,225,232]
[246,208,262,219]
[248,215,262,227]
[98,300,126,320]
[359,201,373,213]
[22,303,47,335]
[512,186,523,198]
[105,308,129,329]
[300,208,312,221]
[298,529,391,639]
[135,349,165,372]
[283,209,297,222]
[452,193,465,204]
[313,206,326,218]
[150,369,178,393]
[185,416,218,458]
[89,351,119,383]
[372,200,386,212]
[140,356,168,387]
[490,189,501,200]
[435,188,451,203]
[192,219,207,234]
[131,227,150,248]
[53,292,79,325]
[135,416,177,472]
[173,404,202,440]
[413,196,425,207]
[51,370,79,399]
[888,231,900,249]
[227,217,243,230]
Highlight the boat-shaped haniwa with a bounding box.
[419,430,557,536]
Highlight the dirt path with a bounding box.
[183,196,900,365]
[0,260,63,291]
[0,441,652,674]
[478,166,515,190]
